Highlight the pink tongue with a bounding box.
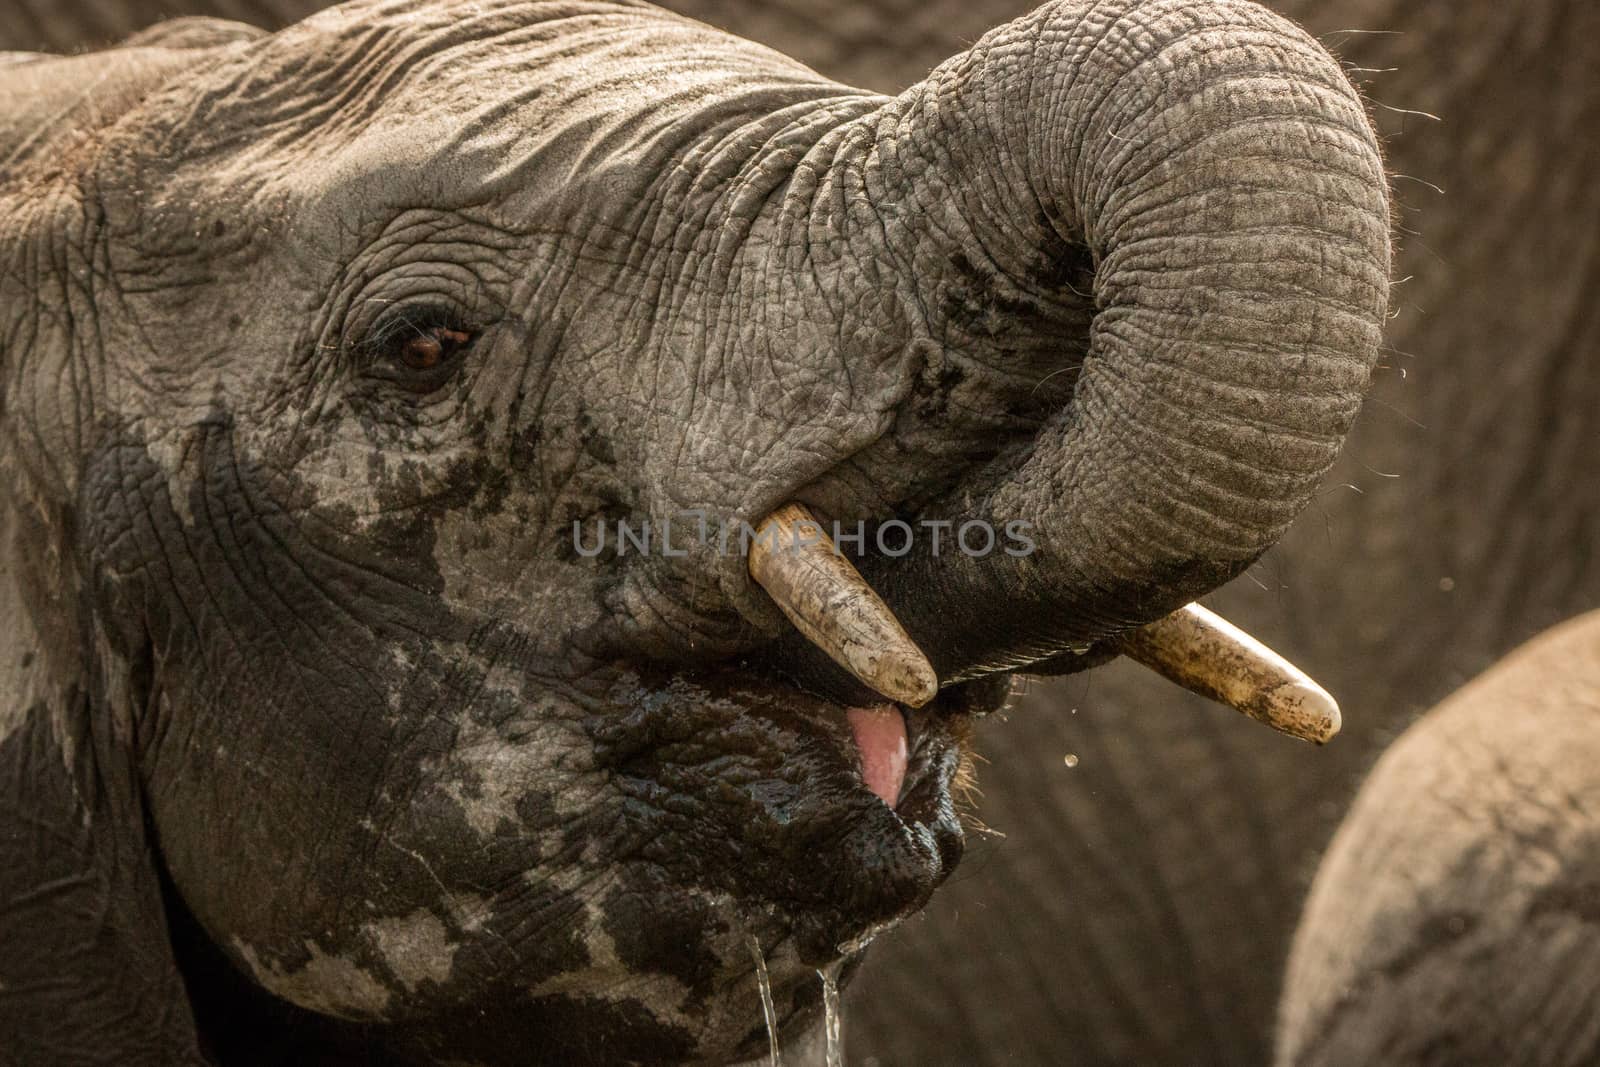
[846,704,909,808]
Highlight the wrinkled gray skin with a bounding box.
[1280,609,1600,1067]
[5,0,1598,1065]
[0,1,1390,1064]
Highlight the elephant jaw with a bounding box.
[750,502,1341,746]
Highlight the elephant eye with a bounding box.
[398,327,471,372]
[367,312,476,395]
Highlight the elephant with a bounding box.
[4,0,1597,1064]
[1279,608,1600,1067]
[0,0,1393,1064]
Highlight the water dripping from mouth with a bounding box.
[836,914,900,957]
[817,960,844,1067]
[747,933,782,1067]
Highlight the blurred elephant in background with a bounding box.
[4,0,1595,1063]
[1280,608,1600,1067]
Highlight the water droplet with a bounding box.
[818,960,844,1067]
[747,933,782,1067]
[1063,753,1079,768]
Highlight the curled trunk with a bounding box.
[752,0,1390,693]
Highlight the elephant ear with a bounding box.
[0,502,207,1062]
[0,28,265,1065]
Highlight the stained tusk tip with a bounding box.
[1276,681,1342,745]
[878,653,940,708]
[1120,604,1341,745]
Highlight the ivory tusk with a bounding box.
[748,503,939,707]
[1120,603,1341,744]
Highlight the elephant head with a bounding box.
[0,0,1388,1062]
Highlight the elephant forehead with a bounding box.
[127,0,846,207]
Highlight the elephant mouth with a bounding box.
[587,663,991,964]
[576,493,1340,976]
